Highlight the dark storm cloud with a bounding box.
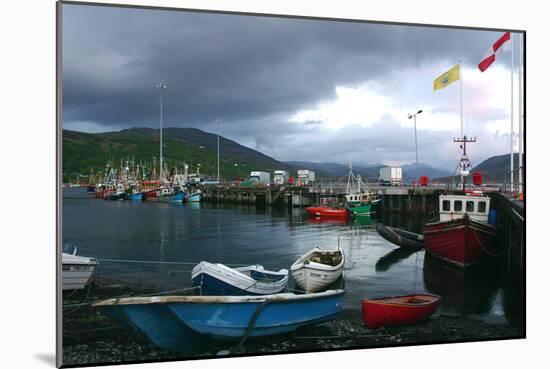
[62,3,503,132]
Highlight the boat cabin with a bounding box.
[438,194,491,223]
[345,193,373,204]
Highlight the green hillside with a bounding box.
[62,128,297,183]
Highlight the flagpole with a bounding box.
[459,60,463,138]
[518,33,523,198]
[510,34,514,193]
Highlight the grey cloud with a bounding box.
[62,3,515,169]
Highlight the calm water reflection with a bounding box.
[63,188,522,325]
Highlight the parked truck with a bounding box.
[249,171,271,185]
[273,170,289,185]
[297,170,316,186]
[379,167,403,186]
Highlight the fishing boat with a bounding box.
[191,261,288,296]
[290,247,345,293]
[423,197,497,268]
[344,164,379,216]
[306,206,348,218]
[93,290,344,341]
[376,224,424,250]
[128,187,143,201]
[106,183,128,201]
[141,180,161,200]
[187,189,202,202]
[423,137,498,268]
[62,246,98,290]
[361,293,441,329]
[157,187,186,203]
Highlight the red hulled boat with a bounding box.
[424,201,498,268]
[361,293,441,329]
[423,135,498,268]
[306,206,348,218]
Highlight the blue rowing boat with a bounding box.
[94,290,344,344]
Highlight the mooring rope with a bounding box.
[474,230,510,257]
[97,258,250,267]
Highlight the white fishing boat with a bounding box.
[62,247,98,290]
[290,247,345,293]
[192,261,289,295]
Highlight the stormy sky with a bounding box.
[62,3,523,170]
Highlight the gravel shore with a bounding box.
[62,307,524,367]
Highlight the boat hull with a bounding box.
[62,253,98,290]
[187,192,202,202]
[361,293,441,329]
[423,216,498,268]
[142,189,158,200]
[129,192,143,201]
[291,248,345,293]
[376,224,424,250]
[94,291,344,342]
[99,304,209,353]
[347,202,372,216]
[62,268,96,290]
[306,206,348,218]
[168,291,344,340]
[159,191,186,203]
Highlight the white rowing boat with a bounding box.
[290,247,344,293]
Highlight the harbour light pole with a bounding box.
[408,110,423,168]
[157,82,167,181]
[216,118,221,183]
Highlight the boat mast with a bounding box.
[453,135,476,192]
[157,82,167,183]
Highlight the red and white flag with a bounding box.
[478,32,511,72]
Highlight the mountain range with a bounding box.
[63,127,516,183]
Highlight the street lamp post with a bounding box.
[156,82,167,181]
[408,110,423,168]
[215,118,221,183]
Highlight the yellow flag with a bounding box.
[433,64,460,91]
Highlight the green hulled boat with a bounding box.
[344,164,380,217]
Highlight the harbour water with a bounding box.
[63,187,522,325]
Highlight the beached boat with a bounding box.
[361,293,441,329]
[306,206,348,218]
[62,248,98,290]
[191,261,288,296]
[94,289,344,342]
[291,247,345,293]
[376,224,424,250]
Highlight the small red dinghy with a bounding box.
[361,293,441,329]
[306,206,348,218]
